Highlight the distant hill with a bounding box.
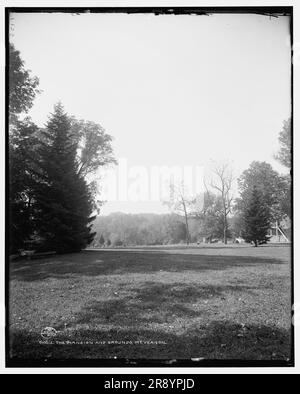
[92,212,196,247]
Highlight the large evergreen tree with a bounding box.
[237,161,290,222]
[241,186,271,247]
[35,103,96,253]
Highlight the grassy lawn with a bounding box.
[9,244,292,362]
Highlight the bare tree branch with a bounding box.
[209,161,235,244]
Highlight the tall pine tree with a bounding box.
[35,103,96,253]
[241,186,271,247]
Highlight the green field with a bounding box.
[9,244,292,362]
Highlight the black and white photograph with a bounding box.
[4,5,295,371]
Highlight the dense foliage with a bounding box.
[9,45,115,254]
[275,118,291,169]
[9,118,41,251]
[241,186,271,247]
[9,43,40,124]
[237,161,291,223]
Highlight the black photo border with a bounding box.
[5,5,294,369]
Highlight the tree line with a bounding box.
[9,43,291,253]
[92,213,188,247]
[93,137,291,248]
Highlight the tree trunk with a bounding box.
[182,200,190,245]
[223,213,227,245]
[184,213,190,245]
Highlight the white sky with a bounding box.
[10,12,291,214]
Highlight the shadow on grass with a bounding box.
[68,281,259,328]
[8,280,292,362]
[9,321,292,361]
[10,250,285,282]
